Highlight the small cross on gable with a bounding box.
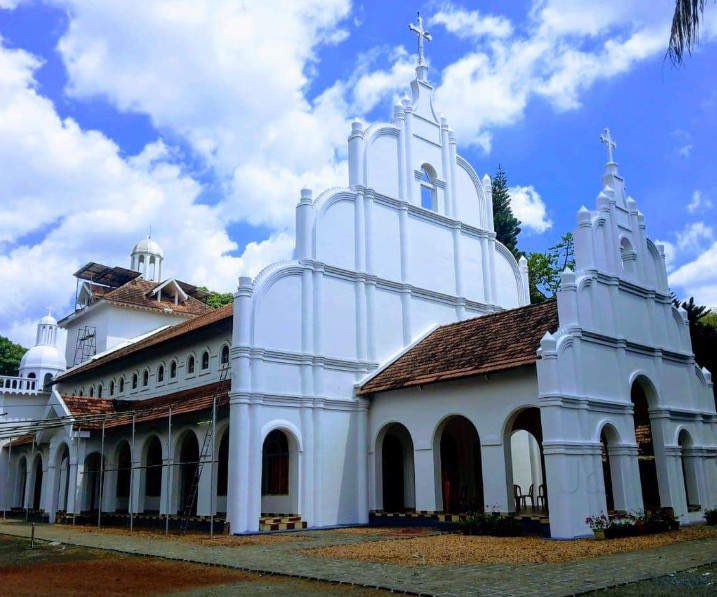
[408,12,432,66]
[600,128,617,163]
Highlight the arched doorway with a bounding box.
[83,453,103,513]
[631,378,660,511]
[143,436,163,512]
[177,432,199,516]
[436,416,483,513]
[678,430,700,511]
[115,441,132,512]
[216,430,229,514]
[261,429,298,515]
[55,444,70,513]
[32,454,43,511]
[378,423,415,512]
[600,425,621,512]
[15,457,27,508]
[505,408,546,513]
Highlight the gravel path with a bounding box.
[1,520,716,596]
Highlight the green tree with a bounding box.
[492,165,521,258]
[672,295,717,404]
[0,335,27,376]
[668,1,713,65]
[526,232,575,303]
[197,287,234,308]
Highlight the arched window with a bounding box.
[142,370,149,387]
[27,372,36,379]
[187,355,195,375]
[89,386,95,397]
[221,345,230,365]
[109,380,115,396]
[201,351,210,370]
[132,373,138,389]
[119,377,124,393]
[79,389,84,397]
[97,384,103,398]
[157,365,164,383]
[620,237,636,274]
[170,360,177,379]
[43,373,53,390]
[419,164,437,211]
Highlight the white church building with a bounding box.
[1,21,716,539]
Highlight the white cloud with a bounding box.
[676,222,714,253]
[669,241,717,308]
[508,185,552,233]
[430,5,513,40]
[678,144,693,158]
[687,190,713,214]
[653,239,676,271]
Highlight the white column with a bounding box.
[413,446,438,512]
[356,401,369,524]
[481,441,510,512]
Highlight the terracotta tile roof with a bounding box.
[5,434,35,448]
[55,303,233,382]
[102,278,212,316]
[358,300,559,396]
[62,380,229,430]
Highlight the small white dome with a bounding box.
[20,344,66,373]
[39,313,57,326]
[132,237,164,258]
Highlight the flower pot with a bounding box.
[592,529,605,540]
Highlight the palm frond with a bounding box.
[667,0,706,65]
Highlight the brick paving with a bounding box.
[1,520,716,596]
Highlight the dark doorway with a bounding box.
[217,431,229,503]
[631,381,660,511]
[84,453,103,513]
[17,458,27,508]
[439,416,483,513]
[116,442,132,511]
[178,433,199,515]
[600,430,615,512]
[32,456,43,511]
[144,436,162,511]
[262,430,289,496]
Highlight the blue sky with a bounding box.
[0,0,716,347]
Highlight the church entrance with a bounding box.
[261,429,299,516]
[32,454,43,511]
[378,423,415,512]
[631,379,661,511]
[177,432,199,516]
[437,416,483,513]
[83,453,103,513]
[505,408,546,514]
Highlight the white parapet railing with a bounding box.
[0,375,40,394]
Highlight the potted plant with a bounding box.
[586,513,609,539]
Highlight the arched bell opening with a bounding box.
[435,416,484,514]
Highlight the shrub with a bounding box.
[705,509,717,525]
[458,511,523,536]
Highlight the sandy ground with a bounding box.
[308,525,717,566]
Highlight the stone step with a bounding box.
[259,515,307,532]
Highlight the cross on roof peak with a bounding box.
[408,12,432,67]
[600,128,617,163]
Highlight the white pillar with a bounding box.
[413,447,438,512]
[481,441,510,512]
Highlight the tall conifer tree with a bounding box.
[491,165,521,258]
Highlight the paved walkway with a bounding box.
[1,521,716,596]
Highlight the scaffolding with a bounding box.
[72,325,96,366]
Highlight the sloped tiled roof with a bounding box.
[55,303,233,382]
[358,300,559,396]
[62,380,229,430]
[4,434,36,448]
[102,278,212,316]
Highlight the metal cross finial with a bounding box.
[408,12,432,66]
[600,128,617,163]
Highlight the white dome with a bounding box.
[132,237,164,258]
[20,344,66,373]
[39,313,57,326]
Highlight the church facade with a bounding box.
[1,49,715,540]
